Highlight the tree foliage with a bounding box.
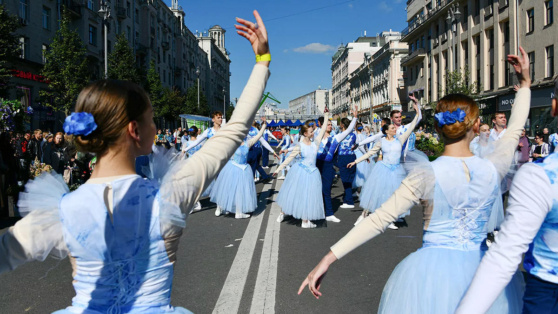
[107,33,141,83]
[0,5,21,97]
[442,66,481,99]
[184,81,209,116]
[40,11,89,117]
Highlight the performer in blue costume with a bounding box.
[352,123,373,189]
[457,78,558,314]
[273,113,329,228]
[0,11,271,313]
[348,100,421,227]
[261,125,278,168]
[299,47,531,314]
[277,126,292,179]
[247,121,277,183]
[335,117,358,209]
[211,119,269,219]
[180,126,203,213]
[316,105,358,223]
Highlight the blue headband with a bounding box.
[435,108,466,126]
[63,112,97,136]
[357,126,363,130]
[188,128,194,132]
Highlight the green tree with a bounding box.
[40,12,89,117]
[184,81,209,116]
[0,5,21,97]
[225,101,235,120]
[107,33,141,83]
[146,60,164,117]
[442,66,481,99]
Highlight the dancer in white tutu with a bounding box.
[0,10,272,312]
[211,119,268,219]
[352,122,374,189]
[272,112,329,228]
[276,126,291,179]
[299,47,531,314]
[348,98,421,227]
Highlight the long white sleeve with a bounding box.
[357,132,384,148]
[456,163,552,313]
[274,145,301,174]
[314,113,329,144]
[182,129,209,153]
[334,117,357,142]
[399,105,421,144]
[266,130,278,141]
[259,137,275,153]
[247,123,267,148]
[160,64,270,213]
[354,141,382,164]
[485,88,531,181]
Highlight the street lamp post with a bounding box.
[222,87,226,121]
[196,67,200,109]
[446,4,461,72]
[98,1,110,79]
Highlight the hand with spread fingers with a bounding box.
[235,10,270,66]
[507,46,531,88]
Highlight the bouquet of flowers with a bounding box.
[0,99,30,132]
[29,158,53,179]
[416,132,444,158]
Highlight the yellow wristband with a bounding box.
[256,53,271,62]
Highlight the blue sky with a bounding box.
[168,0,407,109]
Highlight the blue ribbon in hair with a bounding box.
[188,128,194,132]
[63,112,97,136]
[357,126,363,130]
[435,108,466,126]
[308,122,314,126]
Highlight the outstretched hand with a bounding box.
[235,11,270,64]
[298,252,337,299]
[507,46,531,88]
[352,105,358,119]
[347,162,356,168]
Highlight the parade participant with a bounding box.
[182,111,224,153]
[299,47,531,314]
[348,99,421,227]
[550,129,558,153]
[335,117,358,209]
[469,123,495,157]
[0,11,271,313]
[456,81,558,314]
[316,105,358,223]
[516,129,531,168]
[277,126,291,179]
[490,111,507,141]
[262,124,278,168]
[212,119,268,219]
[273,113,329,228]
[352,123,373,189]
[180,126,203,213]
[246,121,277,182]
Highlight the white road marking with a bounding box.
[212,168,276,314]
[249,179,282,314]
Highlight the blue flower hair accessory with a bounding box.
[357,126,363,130]
[435,108,466,127]
[188,128,194,132]
[63,112,97,136]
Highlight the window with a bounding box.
[89,25,97,46]
[546,0,554,26]
[42,7,50,30]
[529,51,535,80]
[503,21,510,43]
[490,64,495,90]
[127,26,131,42]
[87,0,95,11]
[488,29,494,50]
[546,45,554,78]
[474,0,481,16]
[127,1,131,17]
[19,37,28,59]
[527,9,535,33]
[135,8,139,22]
[19,0,28,23]
[463,41,469,65]
[42,44,48,63]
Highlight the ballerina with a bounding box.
[352,123,373,189]
[0,10,271,313]
[211,119,269,219]
[272,112,329,228]
[348,99,421,227]
[299,47,532,314]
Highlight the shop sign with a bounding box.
[11,70,50,84]
[499,86,554,111]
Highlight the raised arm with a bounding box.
[247,122,267,148]
[486,47,531,180]
[456,164,552,313]
[349,141,381,167]
[314,113,329,144]
[356,132,383,148]
[258,137,276,154]
[266,129,278,141]
[399,101,421,144]
[273,145,300,175]
[160,11,271,213]
[334,106,358,143]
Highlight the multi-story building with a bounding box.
[402,0,556,133]
[331,34,385,119]
[4,0,229,131]
[288,89,331,116]
[348,31,408,122]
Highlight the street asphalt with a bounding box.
[0,157,423,314]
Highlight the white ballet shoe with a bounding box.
[276,213,284,223]
[235,212,251,219]
[326,215,341,223]
[340,203,354,209]
[387,223,398,230]
[215,206,222,217]
[301,221,316,229]
[354,215,364,226]
[277,176,286,180]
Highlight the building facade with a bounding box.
[402,0,556,133]
[3,0,229,131]
[331,35,385,119]
[288,89,331,116]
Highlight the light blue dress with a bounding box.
[276,142,325,221]
[210,144,257,214]
[353,133,373,188]
[378,156,524,313]
[359,138,406,214]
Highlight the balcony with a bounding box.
[401,48,426,66]
[63,0,82,19]
[402,0,457,41]
[116,6,126,19]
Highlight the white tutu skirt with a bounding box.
[353,150,374,188]
[359,161,406,213]
[210,161,257,214]
[53,305,192,314]
[276,162,325,221]
[379,247,524,314]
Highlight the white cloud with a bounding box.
[348,3,354,8]
[378,1,393,12]
[292,43,337,54]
